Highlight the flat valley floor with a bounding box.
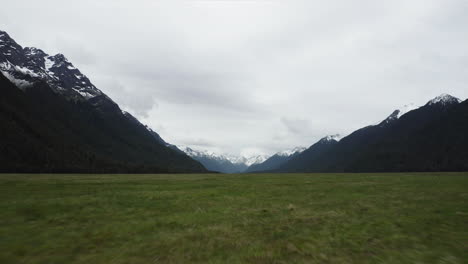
[1,173,467,263]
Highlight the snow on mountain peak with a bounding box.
[179,146,225,160]
[0,30,102,100]
[224,155,268,166]
[320,134,342,142]
[179,146,268,166]
[244,155,268,166]
[396,103,417,118]
[427,94,461,106]
[277,146,307,157]
[380,103,419,126]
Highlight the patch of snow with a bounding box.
[0,61,44,86]
[322,134,342,142]
[72,88,95,99]
[243,155,268,166]
[380,103,420,126]
[1,70,33,90]
[44,56,54,72]
[223,155,245,164]
[13,65,40,78]
[144,125,155,133]
[396,103,418,118]
[0,61,12,70]
[67,65,76,70]
[277,146,307,157]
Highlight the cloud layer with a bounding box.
[2,0,468,156]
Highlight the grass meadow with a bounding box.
[0,173,467,263]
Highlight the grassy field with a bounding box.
[0,173,467,264]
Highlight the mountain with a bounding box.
[178,147,247,173]
[275,135,342,172]
[245,147,306,173]
[179,147,268,173]
[0,29,207,173]
[277,94,468,172]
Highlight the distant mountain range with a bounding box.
[0,30,207,173]
[179,146,269,173]
[244,147,306,173]
[179,146,311,173]
[189,95,468,174]
[274,94,468,173]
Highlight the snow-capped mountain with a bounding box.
[180,147,228,162]
[277,146,307,157]
[185,147,268,167]
[380,94,461,126]
[319,134,343,143]
[0,29,206,173]
[0,30,161,137]
[179,146,268,173]
[427,93,461,106]
[277,93,468,172]
[245,146,307,173]
[0,30,103,101]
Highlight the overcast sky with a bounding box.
[2,0,468,157]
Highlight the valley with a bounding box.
[1,173,467,263]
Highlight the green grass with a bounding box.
[0,173,467,264]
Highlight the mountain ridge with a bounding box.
[0,29,207,173]
[275,94,468,173]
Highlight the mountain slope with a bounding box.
[346,95,468,172]
[277,94,468,172]
[276,136,341,172]
[0,30,207,173]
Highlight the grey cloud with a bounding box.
[178,138,215,148]
[100,80,158,118]
[55,37,97,66]
[280,117,311,135]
